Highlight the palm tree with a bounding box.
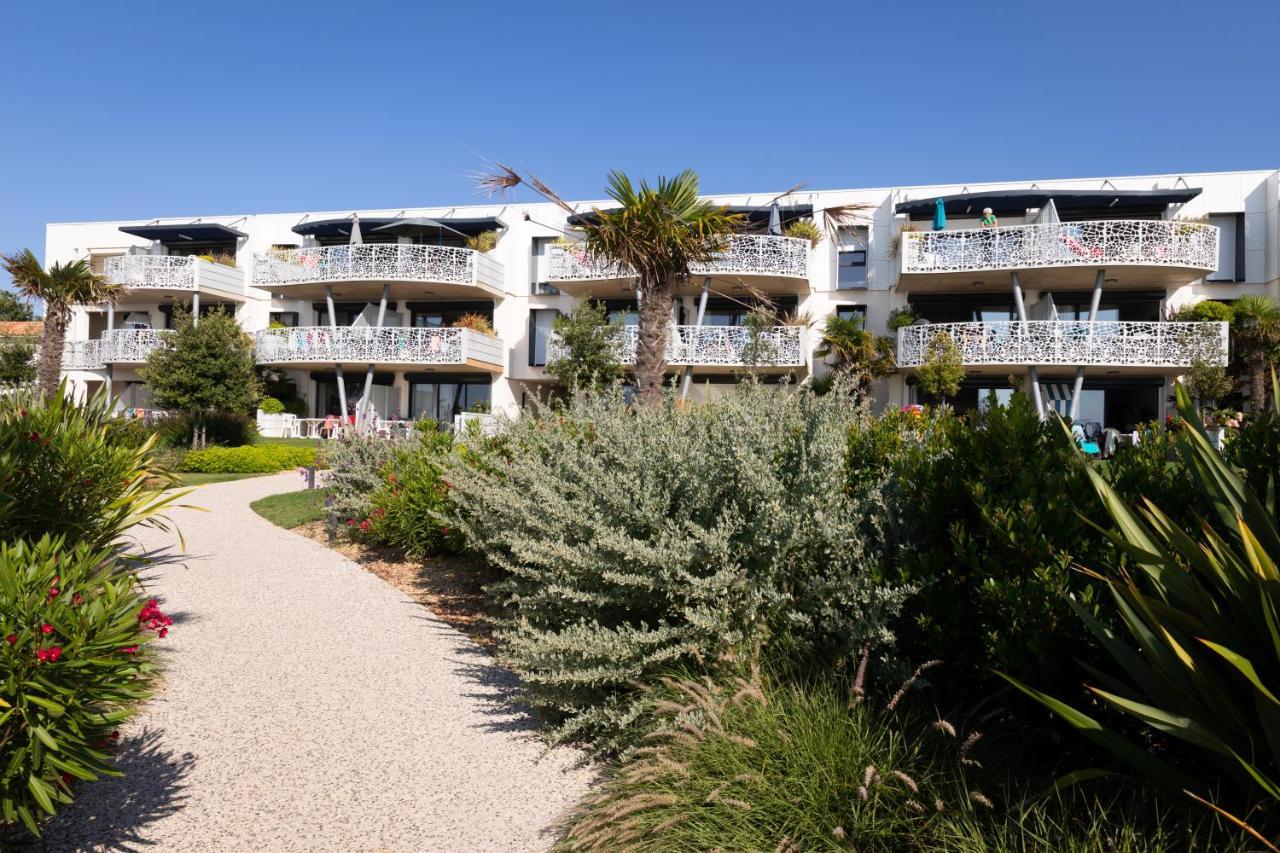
[2,249,122,396]
[815,313,896,397]
[1230,294,1280,412]
[477,166,741,401]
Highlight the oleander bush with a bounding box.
[442,381,911,752]
[352,426,461,556]
[0,537,171,835]
[0,387,184,550]
[179,443,316,473]
[324,432,417,525]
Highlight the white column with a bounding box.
[357,284,390,429]
[1011,271,1045,419]
[191,290,200,327]
[679,277,711,401]
[325,286,347,422]
[1068,269,1105,422]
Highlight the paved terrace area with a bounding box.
[32,473,593,852]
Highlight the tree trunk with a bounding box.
[634,277,672,403]
[1252,361,1269,415]
[37,303,68,398]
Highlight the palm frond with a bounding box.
[821,203,876,242]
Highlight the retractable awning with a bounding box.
[895,188,1201,220]
[291,218,399,239]
[371,217,503,238]
[119,222,247,242]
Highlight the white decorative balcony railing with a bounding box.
[252,326,505,368]
[100,329,171,363]
[104,255,246,296]
[900,220,1219,276]
[549,324,806,368]
[547,234,810,282]
[61,339,104,370]
[251,245,505,292]
[897,321,1228,368]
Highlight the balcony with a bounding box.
[253,326,505,372]
[61,340,105,371]
[549,324,806,370]
[898,220,1219,291]
[897,321,1228,371]
[251,245,505,300]
[100,329,170,364]
[546,235,810,296]
[104,255,247,299]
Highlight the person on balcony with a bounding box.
[979,208,998,228]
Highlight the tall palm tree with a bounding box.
[2,249,122,396]
[1230,294,1280,412]
[477,166,741,401]
[815,312,896,397]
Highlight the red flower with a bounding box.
[120,646,138,654]
[346,518,356,527]
[359,519,371,532]
[71,593,84,606]
[59,773,74,786]
[40,623,53,634]
[157,628,167,639]
[47,646,62,662]
[35,649,48,662]
[47,587,59,599]
[5,634,16,645]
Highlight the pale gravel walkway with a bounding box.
[35,473,594,853]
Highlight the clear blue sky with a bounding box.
[2,0,1277,291]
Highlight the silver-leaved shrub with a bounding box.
[441,380,911,752]
[324,431,418,524]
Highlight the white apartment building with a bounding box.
[46,168,1279,432]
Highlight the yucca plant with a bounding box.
[0,384,186,551]
[1003,379,1280,843]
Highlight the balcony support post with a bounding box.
[679,277,711,401]
[105,303,114,336]
[325,285,348,426]
[1010,271,1045,419]
[356,284,390,431]
[191,290,200,327]
[1068,270,1106,421]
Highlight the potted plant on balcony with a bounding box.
[887,307,917,331]
[783,218,822,247]
[465,231,499,253]
[451,313,496,336]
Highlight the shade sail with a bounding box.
[895,188,1202,219]
[119,222,247,242]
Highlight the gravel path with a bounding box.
[35,473,594,852]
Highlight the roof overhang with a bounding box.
[119,222,247,243]
[294,216,504,239]
[566,204,813,227]
[895,188,1202,220]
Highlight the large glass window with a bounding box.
[409,378,491,424]
[837,227,869,289]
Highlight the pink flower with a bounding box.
[120,646,138,654]
[40,623,53,635]
[47,587,59,600]
[5,634,16,645]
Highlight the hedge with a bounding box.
[179,444,317,473]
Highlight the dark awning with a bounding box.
[295,216,504,239]
[291,218,399,239]
[566,204,813,227]
[119,222,247,243]
[894,188,1202,220]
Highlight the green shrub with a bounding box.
[1175,299,1235,323]
[0,338,36,386]
[257,396,285,414]
[0,537,169,835]
[281,397,308,418]
[179,444,315,473]
[443,382,910,752]
[150,411,257,449]
[0,387,183,550]
[867,392,1111,691]
[356,427,460,556]
[324,433,414,524]
[1006,384,1280,836]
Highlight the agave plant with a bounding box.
[1002,379,1280,842]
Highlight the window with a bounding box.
[408,377,492,423]
[1207,213,1243,282]
[837,227,869,289]
[530,237,560,295]
[529,308,558,366]
[835,304,867,324]
[269,312,298,328]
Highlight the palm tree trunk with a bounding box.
[634,278,672,403]
[1252,362,1269,414]
[37,303,67,398]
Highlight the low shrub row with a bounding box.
[180,443,317,473]
[0,386,180,836]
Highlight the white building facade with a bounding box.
[46,168,1280,431]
